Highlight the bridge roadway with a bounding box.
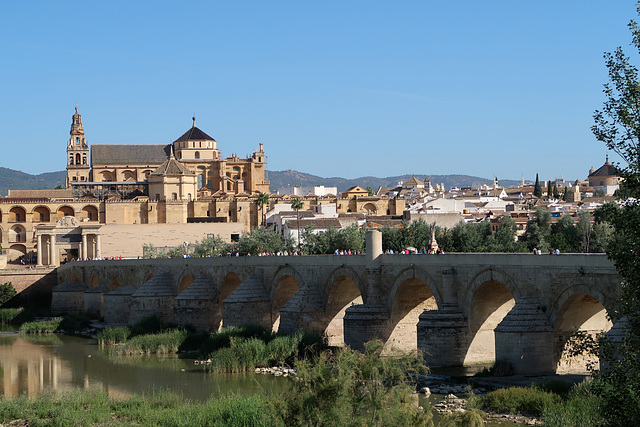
[54,231,620,375]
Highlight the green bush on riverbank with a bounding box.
[19,317,62,334]
[0,308,21,324]
[469,380,606,426]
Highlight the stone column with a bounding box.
[494,295,555,375]
[36,234,43,267]
[365,230,382,264]
[49,234,57,266]
[81,234,87,260]
[95,234,101,259]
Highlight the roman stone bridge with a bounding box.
[53,231,620,375]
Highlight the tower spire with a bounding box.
[192,116,196,128]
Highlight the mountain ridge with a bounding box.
[0,167,520,196]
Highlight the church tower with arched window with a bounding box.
[66,106,91,188]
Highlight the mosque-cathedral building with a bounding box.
[0,108,402,265]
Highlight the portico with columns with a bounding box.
[36,217,102,266]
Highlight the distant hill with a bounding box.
[0,168,66,196]
[0,167,519,197]
[267,170,520,194]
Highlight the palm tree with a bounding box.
[256,192,270,227]
[291,198,304,250]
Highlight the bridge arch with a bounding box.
[464,268,518,365]
[271,265,303,332]
[110,276,123,291]
[178,273,194,294]
[323,266,366,346]
[551,285,613,374]
[90,273,100,288]
[386,266,440,353]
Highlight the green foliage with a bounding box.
[0,308,21,324]
[237,227,295,255]
[303,223,368,254]
[469,386,561,417]
[19,317,62,334]
[114,328,189,355]
[439,408,484,427]
[542,380,606,427]
[273,340,432,426]
[435,217,523,253]
[256,192,270,227]
[520,207,552,251]
[0,389,276,427]
[547,180,553,199]
[0,282,16,306]
[533,173,542,197]
[96,326,132,346]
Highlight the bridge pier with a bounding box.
[494,295,555,375]
[344,304,390,351]
[221,275,272,330]
[417,308,468,366]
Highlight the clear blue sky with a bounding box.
[1,1,637,183]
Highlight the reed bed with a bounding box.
[19,317,62,334]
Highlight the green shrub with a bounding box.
[439,408,484,427]
[0,308,22,324]
[271,340,431,426]
[113,328,188,355]
[0,283,16,306]
[469,386,561,417]
[96,326,132,346]
[130,316,167,336]
[19,317,62,334]
[535,379,573,397]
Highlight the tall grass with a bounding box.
[0,389,275,427]
[113,329,188,355]
[19,317,62,334]
[542,380,606,427]
[96,326,132,346]
[469,386,561,417]
[0,308,21,324]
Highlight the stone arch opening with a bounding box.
[272,275,300,332]
[122,170,136,182]
[9,225,26,243]
[324,276,363,346]
[33,206,51,222]
[144,273,154,283]
[362,202,377,214]
[9,244,26,260]
[178,275,194,294]
[9,206,26,222]
[90,274,100,288]
[220,272,242,330]
[387,277,438,353]
[81,205,98,222]
[71,271,80,282]
[57,206,75,220]
[464,280,515,365]
[553,293,612,374]
[100,171,114,182]
[111,276,123,291]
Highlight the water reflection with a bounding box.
[0,333,288,400]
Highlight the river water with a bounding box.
[0,331,519,425]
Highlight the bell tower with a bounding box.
[66,106,91,188]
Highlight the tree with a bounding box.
[547,180,553,199]
[291,198,304,250]
[365,185,374,196]
[0,282,16,306]
[533,173,542,197]
[553,184,560,199]
[590,4,640,423]
[256,192,270,227]
[562,186,568,201]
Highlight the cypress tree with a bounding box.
[533,174,542,197]
[547,180,553,198]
